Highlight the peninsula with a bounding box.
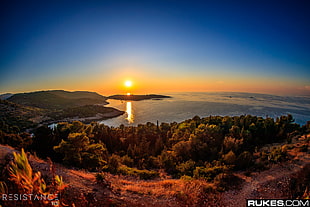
[108,94,172,101]
[0,90,125,127]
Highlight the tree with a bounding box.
[172,140,191,161]
[32,125,62,160]
[54,133,107,170]
[236,151,253,169]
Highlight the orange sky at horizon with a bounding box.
[1,65,309,96]
[1,73,309,97]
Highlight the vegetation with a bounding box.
[0,99,40,132]
[0,149,67,207]
[47,105,124,121]
[1,91,124,127]
[2,114,304,178]
[0,113,309,206]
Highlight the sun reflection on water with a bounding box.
[126,101,134,123]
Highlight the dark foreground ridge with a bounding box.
[108,94,172,101]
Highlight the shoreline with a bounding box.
[55,111,125,123]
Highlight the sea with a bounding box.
[100,92,310,127]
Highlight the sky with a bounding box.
[1,0,310,96]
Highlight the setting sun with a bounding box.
[125,80,132,87]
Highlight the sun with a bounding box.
[125,80,132,87]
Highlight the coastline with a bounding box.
[108,94,172,101]
[52,111,125,123]
[41,110,125,125]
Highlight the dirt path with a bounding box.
[220,137,310,207]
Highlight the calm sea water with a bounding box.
[100,92,310,127]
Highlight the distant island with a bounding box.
[108,94,172,101]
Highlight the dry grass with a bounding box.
[68,169,96,181]
[107,174,218,206]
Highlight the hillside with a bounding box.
[0,99,42,132]
[7,90,108,110]
[1,90,124,126]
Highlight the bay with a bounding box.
[100,92,310,127]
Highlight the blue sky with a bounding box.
[1,0,309,95]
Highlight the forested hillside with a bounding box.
[0,99,42,132]
[1,114,308,178]
[0,114,309,206]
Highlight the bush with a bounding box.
[106,154,121,174]
[54,133,108,170]
[236,151,253,169]
[180,175,193,181]
[223,150,236,165]
[1,149,67,207]
[118,165,159,180]
[268,147,287,163]
[214,173,243,191]
[193,165,228,181]
[176,160,196,177]
[122,155,134,167]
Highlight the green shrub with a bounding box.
[193,165,228,181]
[118,165,159,180]
[176,160,196,177]
[122,155,134,167]
[268,147,287,163]
[106,154,121,174]
[180,175,193,181]
[54,133,108,170]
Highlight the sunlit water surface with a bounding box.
[100,92,310,127]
